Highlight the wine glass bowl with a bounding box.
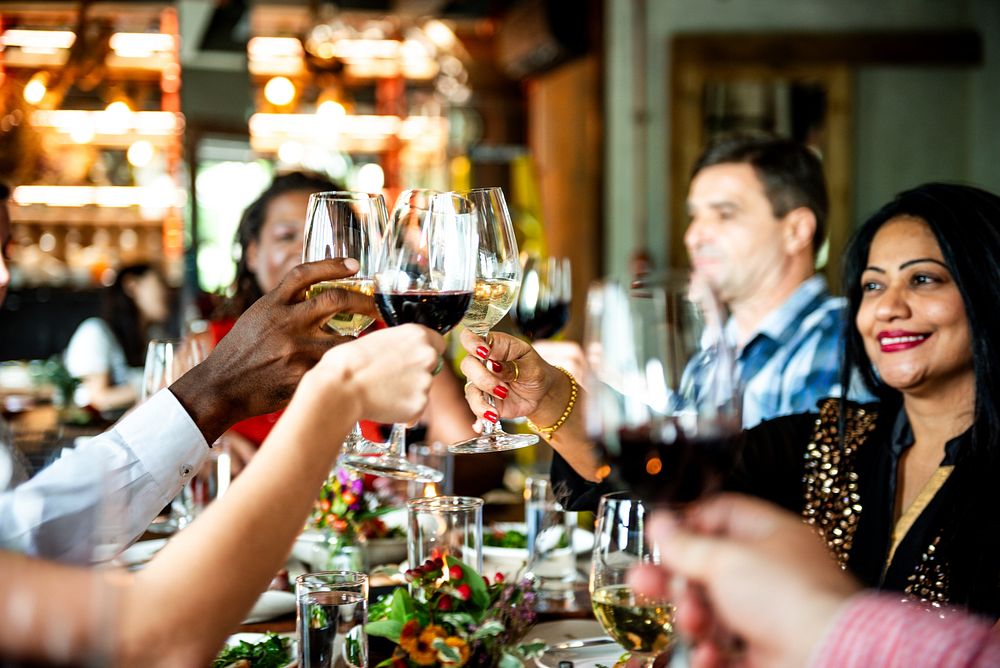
[340,190,478,483]
[590,492,675,666]
[584,273,741,506]
[511,254,572,341]
[303,191,387,456]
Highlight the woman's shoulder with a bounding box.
[68,317,114,345]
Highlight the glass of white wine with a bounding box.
[590,492,676,667]
[449,187,538,453]
[303,191,387,455]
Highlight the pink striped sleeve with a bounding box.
[810,593,1000,668]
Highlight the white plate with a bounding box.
[537,636,624,668]
[243,589,297,624]
[483,522,595,557]
[220,633,296,668]
[116,538,168,570]
[482,522,593,580]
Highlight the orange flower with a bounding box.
[441,636,470,667]
[409,625,447,666]
[399,619,421,655]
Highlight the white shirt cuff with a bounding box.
[114,388,210,497]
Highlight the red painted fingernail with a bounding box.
[494,386,508,399]
[484,411,498,423]
[489,360,503,373]
[475,346,490,360]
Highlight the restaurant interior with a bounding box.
[1,0,999,666]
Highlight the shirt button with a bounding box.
[180,464,193,478]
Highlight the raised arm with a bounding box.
[0,324,444,667]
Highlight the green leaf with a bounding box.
[516,642,546,659]
[365,620,404,643]
[389,587,415,621]
[470,620,505,641]
[439,612,477,629]
[445,555,490,609]
[498,651,525,668]
[432,638,462,663]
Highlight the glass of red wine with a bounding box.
[338,190,478,483]
[511,254,571,340]
[583,273,741,506]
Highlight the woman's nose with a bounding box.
[874,282,910,321]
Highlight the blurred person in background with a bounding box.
[64,263,171,413]
[213,172,495,492]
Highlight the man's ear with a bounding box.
[781,206,816,256]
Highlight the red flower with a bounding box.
[437,594,453,611]
[449,565,463,581]
[493,572,505,584]
[454,583,472,601]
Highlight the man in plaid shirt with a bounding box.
[685,135,873,427]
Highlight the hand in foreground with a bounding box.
[628,494,861,668]
[309,324,445,425]
[458,329,562,423]
[171,259,377,441]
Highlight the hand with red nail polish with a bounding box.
[483,411,498,423]
[458,329,572,427]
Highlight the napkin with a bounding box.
[242,590,297,624]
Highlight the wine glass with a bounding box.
[450,187,538,454]
[511,254,572,340]
[338,190,478,483]
[303,191,387,455]
[590,492,674,667]
[583,272,741,505]
[139,338,177,402]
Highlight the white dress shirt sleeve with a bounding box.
[0,388,209,563]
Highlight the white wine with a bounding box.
[591,584,675,655]
[461,278,518,335]
[307,279,376,337]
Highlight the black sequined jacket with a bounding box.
[552,398,1000,618]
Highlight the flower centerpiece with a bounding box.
[308,468,405,569]
[366,555,543,668]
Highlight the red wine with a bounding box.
[375,290,472,334]
[512,300,569,340]
[596,422,743,505]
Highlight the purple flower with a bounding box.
[350,478,363,495]
[336,468,353,485]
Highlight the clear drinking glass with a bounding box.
[296,571,369,668]
[303,191,387,456]
[339,190,477,483]
[584,273,741,506]
[523,475,585,611]
[590,492,673,667]
[450,187,538,454]
[139,338,178,402]
[406,495,483,575]
[511,254,572,341]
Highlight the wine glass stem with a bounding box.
[481,393,499,435]
[385,423,407,458]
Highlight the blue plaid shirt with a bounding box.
[720,275,872,428]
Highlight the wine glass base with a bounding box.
[448,430,539,454]
[342,431,386,455]
[339,453,444,483]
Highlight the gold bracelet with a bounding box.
[526,366,578,439]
